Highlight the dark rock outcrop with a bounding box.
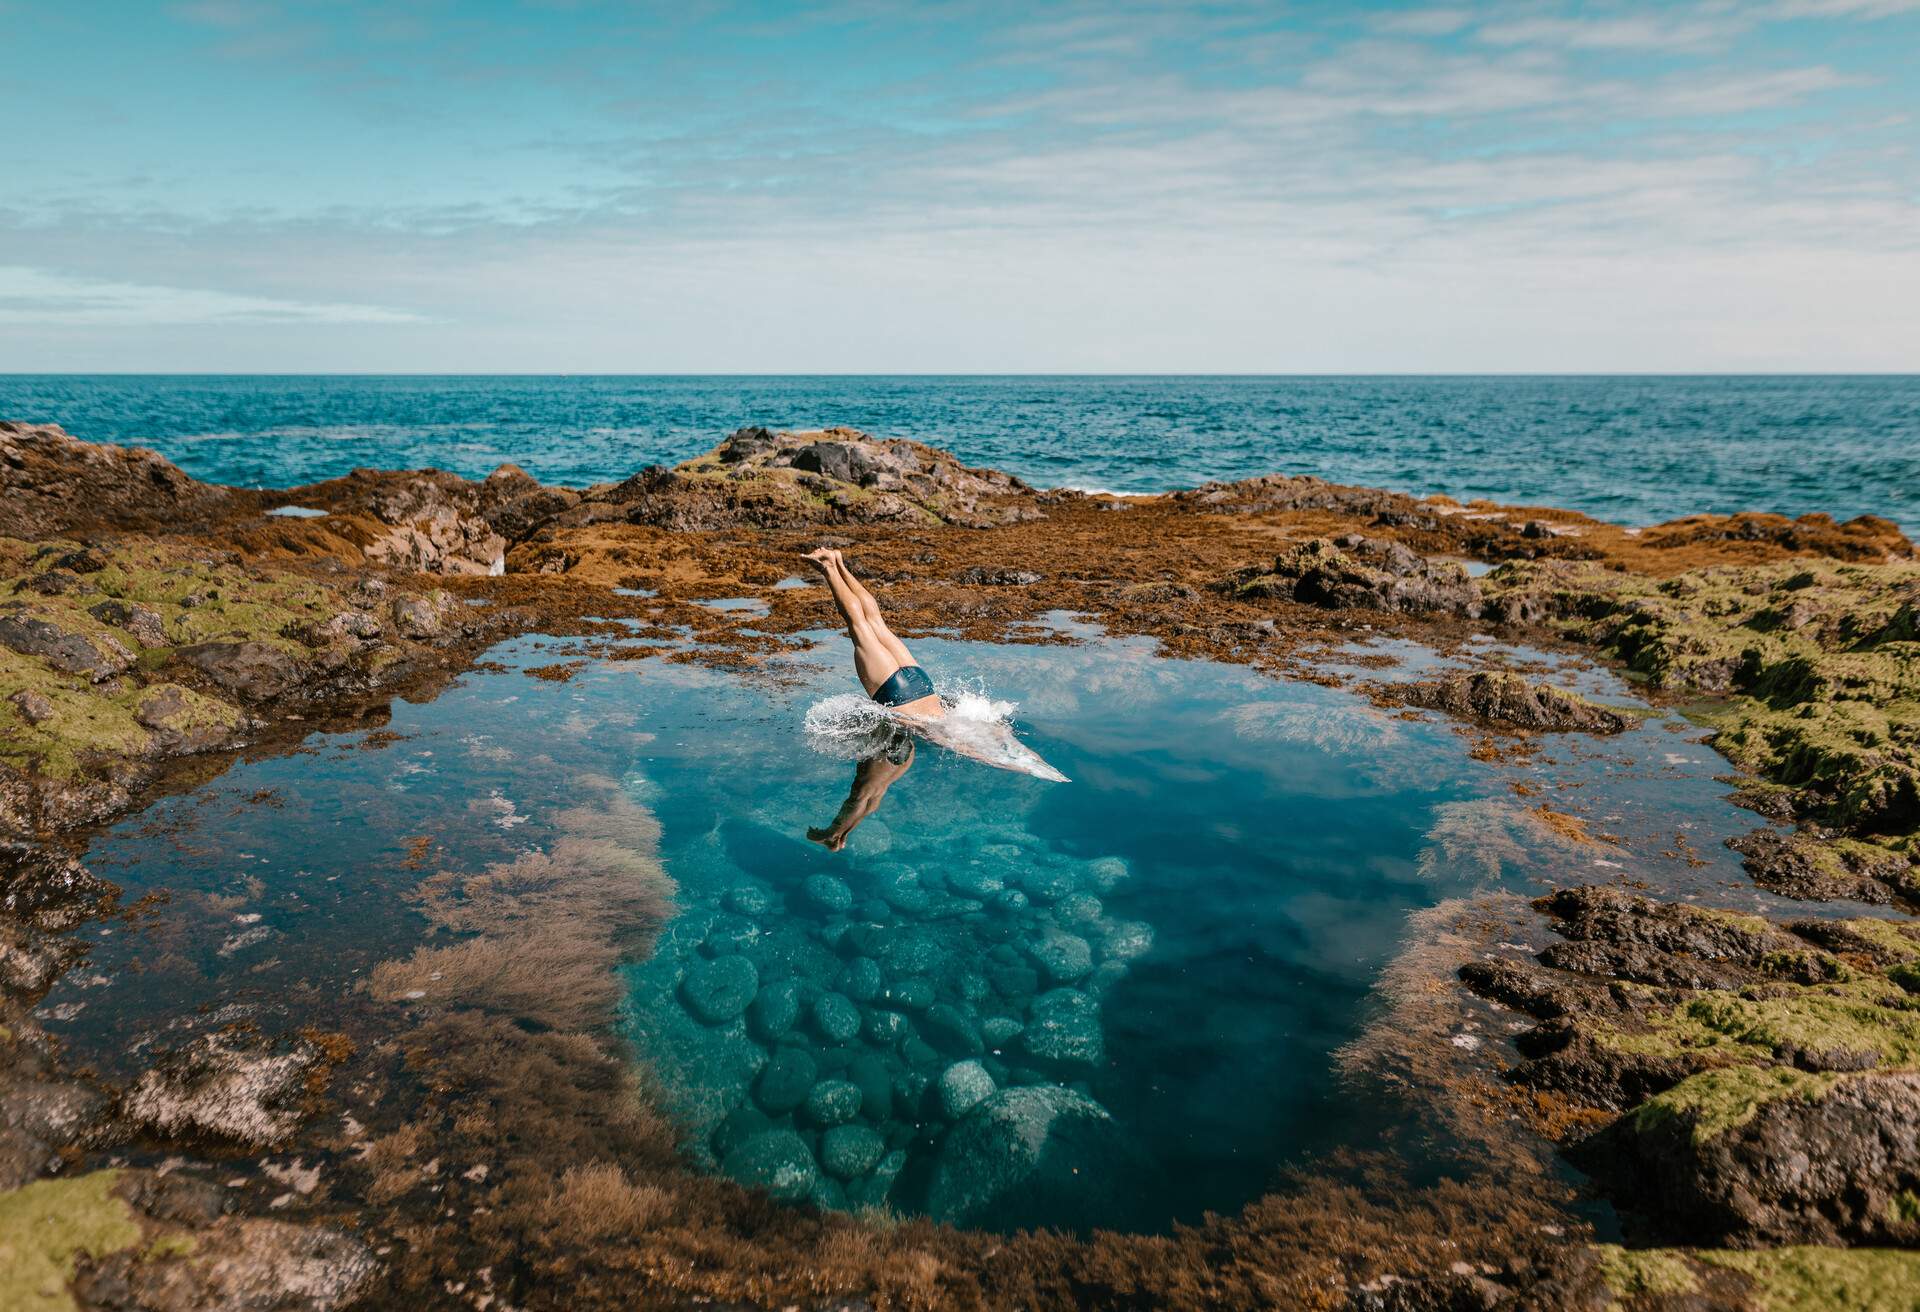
[0,421,239,536]
[1579,1070,1920,1247]
[1396,671,1635,734]
[1225,536,1481,617]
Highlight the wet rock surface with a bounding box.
[1224,535,1482,617]
[1393,671,1635,734]
[1466,883,1920,1255]
[122,1032,325,1148]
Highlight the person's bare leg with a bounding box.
[805,548,901,694]
[826,551,914,668]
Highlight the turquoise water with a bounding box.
[39,622,1818,1232]
[3,374,1917,533]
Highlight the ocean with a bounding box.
[3,374,1916,535]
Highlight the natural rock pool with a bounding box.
[37,616,1814,1236]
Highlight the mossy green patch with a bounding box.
[1603,975,1920,1074]
[1887,1191,1920,1225]
[1628,1067,1842,1145]
[1480,557,1920,861]
[0,1170,144,1312]
[1593,1244,1700,1298]
[1697,1246,1920,1311]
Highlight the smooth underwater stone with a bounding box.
[1086,961,1129,997]
[748,979,802,1040]
[820,1123,887,1179]
[681,955,760,1024]
[755,1047,817,1115]
[1055,892,1103,924]
[808,1176,848,1211]
[1029,931,1094,984]
[1086,857,1129,893]
[857,898,894,924]
[981,1016,1024,1048]
[1022,989,1103,1064]
[923,1003,984,1057]
[848,1148,907,1207]
[880,930,943,977]
[713,1105,773,1159]
[901,1037,939,1069]
[843,922,889,958]
[893,1070,931,1111]
[835,956,883,1004]
[813,991,861,1043]
[947,865,1005,899]
[1017,868,1079,903]
[722,1129,819,1201]
[1098,920,1155,963]
[937,1059,997,1119]
[847,1054,895,1122]
[879,977,934,1011]
[991,889,1030,914]
[925,1086,1130,1229]
[874,869,932,913]
[804,874,855,913]
[701,913,762,956]
[863,1009,909,1047]
[724,885,774,916]
[805,1078,864,1126]
[956,972,990,1003]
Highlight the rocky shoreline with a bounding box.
[2,418,1917,1310]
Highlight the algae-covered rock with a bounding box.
[937,1060,997,1120]
[803,874,853,913]
[804,1078,863,1126]
[753,1048,816,1115]
[1023,989,1103,1065]
[812,991,861,1043]
[1398,670,1635,734]
[1029,930,1094,983]
[1581,1068,1920,1247]
[926,1086,1134,1230]
[680,955,759,1024]
[819,1123,886,1180]
[747,978,801,1040]
[721,1129,818,1200]
[123,1032,321,1148]
[922,1003,984,1057]
[835,955,883,1003]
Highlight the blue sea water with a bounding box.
[2,374,1916,535]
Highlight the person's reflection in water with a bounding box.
[808,729,914,853]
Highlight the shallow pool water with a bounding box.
[38,621,1816,1235]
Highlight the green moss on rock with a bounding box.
[1696,1246,1920,1311]
[1627,1067,1842,1145]
[0,1170,145,1312]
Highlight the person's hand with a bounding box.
[806,825,848,853]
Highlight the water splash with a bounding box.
[802,678,1066,781]
[803,678,1013,757]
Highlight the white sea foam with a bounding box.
[802,676,1017,761]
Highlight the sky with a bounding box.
[2,0,1917,372]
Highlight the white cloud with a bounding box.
[1476,14,1739,50]
[0,266,427,326]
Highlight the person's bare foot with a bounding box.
[802,547,835,572]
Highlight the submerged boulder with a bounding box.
[721,1129,818,1200]
[1022,989,1103,1065]
[926,1086,1136,1230]
[123,1033,322,1148]
[679,955,759,1025]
